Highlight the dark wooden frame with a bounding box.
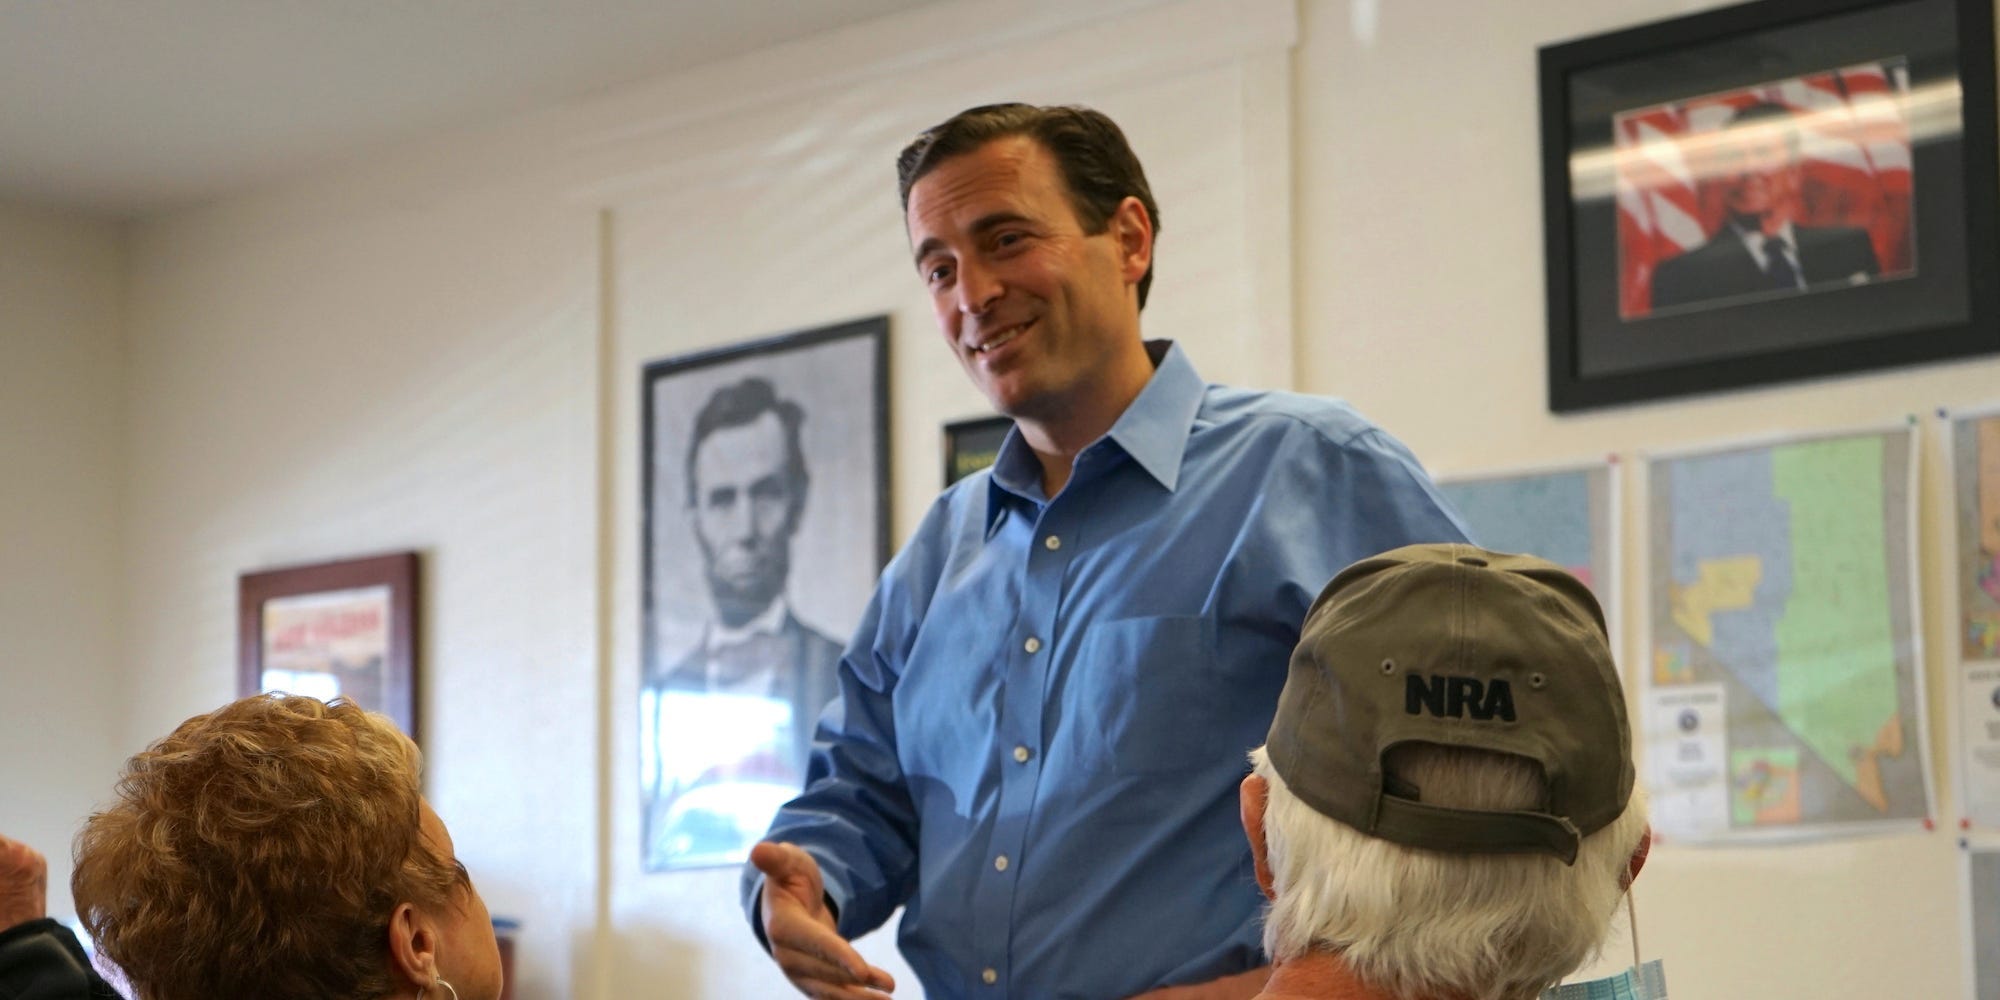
[237,551,420,741]
[941,414,1014,487]
[1540,0,1999,411]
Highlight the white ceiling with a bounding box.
[0,0,937,218]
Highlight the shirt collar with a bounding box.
[1104,339,1203,492]
[983,340,1205,533]
[706,597,788,653]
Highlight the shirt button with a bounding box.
[982,968,998,985]
[1044,534,1061,551]
[1013,745,1030,763]
[1023,636,1041,654]
[994,855,1010,871]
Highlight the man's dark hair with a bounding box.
[684,376,809,521]
[896,103,1162,309]
[1724,100,1802,154]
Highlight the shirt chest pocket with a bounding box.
[1064,614,1236,775]
[894,622,1008,786]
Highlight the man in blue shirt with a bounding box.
[745,103,1467,999]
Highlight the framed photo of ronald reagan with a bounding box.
[1539,0,1999,412]
[639,315,889,871]
[238,551,420,742]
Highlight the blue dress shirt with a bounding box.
[745,342,1468,999]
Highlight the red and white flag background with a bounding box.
[1613,60,1917,318]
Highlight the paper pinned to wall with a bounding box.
[1640,426,1931,842]
[1436,459,1619,640]
[1949,408,2000,830]
[1964,843,2000,1000]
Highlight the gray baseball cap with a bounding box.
[1264,543,1633,865]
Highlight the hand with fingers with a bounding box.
[752,841,895,999]
[0,834,48,931]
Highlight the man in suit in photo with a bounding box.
[1648,100,1880,313]
[642,376,843,869]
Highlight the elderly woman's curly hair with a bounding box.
[72,695,466,1000]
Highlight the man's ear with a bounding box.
[1621,826,1652,892]
[1240,774,1274,901]
[1109,195,1153,288]
[386,901,440,990]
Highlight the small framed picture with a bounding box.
[942,414,1014,487]
[238,552,420,740]
[1540,0,1999,411]
[640,316,889,871]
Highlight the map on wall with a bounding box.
[1949,408,2000,829]
[1966,845,2000,1000]
[1954,410,2000,659]
[1642,427,1930,841]
[1436,461,1617,621]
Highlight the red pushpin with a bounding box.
[1923,817,1936,831]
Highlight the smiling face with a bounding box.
[906,135,1154,434]
[1713,116,1800,232]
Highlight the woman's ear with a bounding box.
[386,901,441,989]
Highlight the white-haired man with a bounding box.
[1240,543,1654,1000]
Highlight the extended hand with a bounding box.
[752,842,895,999]
[0,834,48,930]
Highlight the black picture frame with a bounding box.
[941,414,1014,487]
[1540,0,1999,412]
[637,315,890,871]
[238,551,420,743]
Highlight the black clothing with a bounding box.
[1650,224,1880,312]
[0,920,122,1000]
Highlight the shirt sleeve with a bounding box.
[1237,419,1473,628]
[739,513,942,943]
[1335,426,1474,550]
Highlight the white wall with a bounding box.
[120,154,604,994]
[11,0,1997,996]
[0,202,126,924]
[1297,2,1999,997]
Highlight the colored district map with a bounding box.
[1438,466,1611,600]
[1650,431,1925,832]
[1957,414,2000,660]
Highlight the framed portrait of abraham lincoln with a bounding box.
[1540,0,1999,411]
[639,316,889,872]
